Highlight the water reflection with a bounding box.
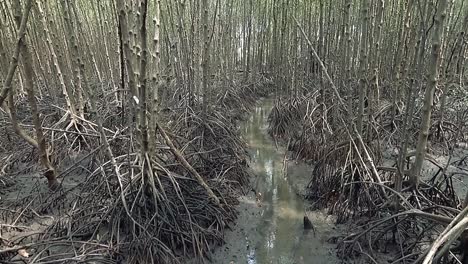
[240,99,338,264]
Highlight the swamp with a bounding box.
[1,0,468,263]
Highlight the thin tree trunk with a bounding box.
[116,0,137,99]
[150,0,162,152]
[0,0,34,107]
[61,0,84,118]
[438,10,468,137]
[357,0,369,136]
[139,0,149,154]
[35,0,78,118]
[201,0,210,114]
[14,0,59,190]
[411,0,448,188]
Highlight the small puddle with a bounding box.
[212,99,339,264]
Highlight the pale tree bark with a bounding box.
[244,0,253,81]
[69,2,105,97]
[116,0,137,99]
[318,0,325,102]
[150,0,161,152]
[411,0,448,188]
[13,0,59,190]
[35,0,78,118]
[201,0,210,115]
[0,0,34,107]
[390,0,413,126]
[438,10,468,135]
[395,0,429,203]
[342,0,353,123]
[357,0,369,136]
[60,0,84,118]
[95,2,118,103]
[369,0,384,120]
[0,32,8,78]
[139,0,150,154]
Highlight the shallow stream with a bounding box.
[212,99,339,264]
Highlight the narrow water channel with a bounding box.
[212,99,339,264]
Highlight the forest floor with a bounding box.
[245,95,468,263]
[380,145,468,198]
[4,146,466,264]
[1,92,468,263]
[0,78,278,263]
[0,152,95,261]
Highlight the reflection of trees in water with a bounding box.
[242,101,332,264]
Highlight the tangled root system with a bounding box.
[0,77,273,263]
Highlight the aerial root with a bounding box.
[42,88,259,262]
[0,78,274,263]
[266,91,468,263]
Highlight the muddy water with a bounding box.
[212,99,339,264]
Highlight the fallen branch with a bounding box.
[422,205,468,263]
[293,16,388,200]
[157,122,222,207]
